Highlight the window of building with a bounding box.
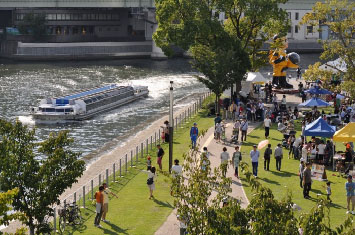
[57,14,62,20]
[72,27,79,34]
[288,26,291,33]
[288,12,291,19]
[72,14,78,20]
[307,25,313,34]
[65,14,71,20]
[82,14,88,20]
[295,25,299,33]
[295,12,299,20]
[214,12,220,19]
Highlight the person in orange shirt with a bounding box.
[94,186,104,228]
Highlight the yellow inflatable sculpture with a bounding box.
[269,35,300,89]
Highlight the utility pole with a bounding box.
[169,81,174,173]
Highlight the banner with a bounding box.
[311,164,326,181]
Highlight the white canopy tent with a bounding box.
[319,58,347,73]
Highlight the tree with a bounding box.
[18,13,47,41]
[0,188,26,235]
[172,146,354,234]
[154,0,289,93]
[0,119,85,235]
[301,0,355,97]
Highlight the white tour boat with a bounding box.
[31,84,149,123]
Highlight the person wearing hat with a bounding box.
[250,145,260,177]
[345,175,355,214]
[190,123,199,149]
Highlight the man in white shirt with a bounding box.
[102,183,118,223]
[220,147,230,177]
[317,140,326,162]
[250,145,260,177]
[171,159,183,196]
[264,116,272,138]
[293,136,303,159]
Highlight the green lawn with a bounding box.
[62,96,215,235]
[239,121,350,229]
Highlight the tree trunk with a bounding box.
[235,80,242,94]
[231,84,234,100]
[29,225,35,235]
[216,94,221,114]
[215,94,218,115]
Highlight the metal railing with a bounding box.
[51,91,211,232]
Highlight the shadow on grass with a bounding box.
[153,198,174,209]
[101,222,129,235]
[270,170,297,177]
[259,177,280,185]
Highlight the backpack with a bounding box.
[147,177,154,185]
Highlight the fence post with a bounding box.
[119,159,122,177]
[155,132,157,145]
[180,114,182,128]
[175,117,177,132]
[184,110,186,122]
[91,179,94,200]
[136,146,138,163]
[83,186,86,209]
[125,154,128,173]
[106,169,109,186]
[146,139,148,154]
[74,192,77,203]
[131,151,133,167]
[99,174,101,186]
[158,129,161,144]
[53,207,57,232]
[113,163,116,182]
[141,142,144,158]
[150,136,153,150]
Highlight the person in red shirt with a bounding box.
[94,186,104,228]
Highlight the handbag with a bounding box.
[147,177,154,185]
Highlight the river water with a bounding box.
[0,58,207,160]
[0,53,321,161]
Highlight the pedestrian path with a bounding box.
[155,120,260,235]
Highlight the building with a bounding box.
[0,0,339,59]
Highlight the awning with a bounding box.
[333,122,355,142]
[304,117,336,138]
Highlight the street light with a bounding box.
[169,81,174,173]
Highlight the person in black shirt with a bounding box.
[264,144,272,171]
[156,144,165,170]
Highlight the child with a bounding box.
[161,131,165,143]
[326,182,332,203]
[146,156,152,171]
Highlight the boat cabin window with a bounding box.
[56,109,65,113]
[44,108,55,112]
[64,108,73,112]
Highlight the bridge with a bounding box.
[0,0,155,8]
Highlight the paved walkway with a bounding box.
[155,78,303,235]
[155,120,260,235]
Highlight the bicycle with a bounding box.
[58,201,83,233]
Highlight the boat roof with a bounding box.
[59,84,118,100]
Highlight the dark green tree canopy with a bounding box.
[0,119,85,235]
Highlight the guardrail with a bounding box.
[51,91,211,232]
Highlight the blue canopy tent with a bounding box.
[305,87,332,95]
[298,98,330,107]
[304,117,336,138]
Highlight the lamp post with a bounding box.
[169,81,174,173]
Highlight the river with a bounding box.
[0,58,207,161]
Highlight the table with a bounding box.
[333,153,346,172]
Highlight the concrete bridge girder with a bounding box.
[0,0,155,8]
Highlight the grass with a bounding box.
[239,120,351,229]
[61,95,215,235]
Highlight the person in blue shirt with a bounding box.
[345,175,355,214]
[190,123,199,149]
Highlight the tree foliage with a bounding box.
[172,145,354,234]
[0,188,26,235]
[18,13,47,41]
[0,119,85,235]
[301,0,355,97]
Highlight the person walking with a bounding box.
[201,147,210,171]
[215,121,223,143]
[220,147,230,177]
[250,145,260,177]
[297,67,302,80]
[274,144,283,171]
[146,166,157,199]
[94,186,104,228]
[232,146,242,178]
[101,183,118,223]
[240,118,248,142]
[190,123,199,149]
[345,175,355,214]
[171,159,183,196]
[233,119,240,143]
[303,163,312,199]
[156,144,164,170]
[264,116,272,139]
[299,161,305,188]
[264,144,272,171]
